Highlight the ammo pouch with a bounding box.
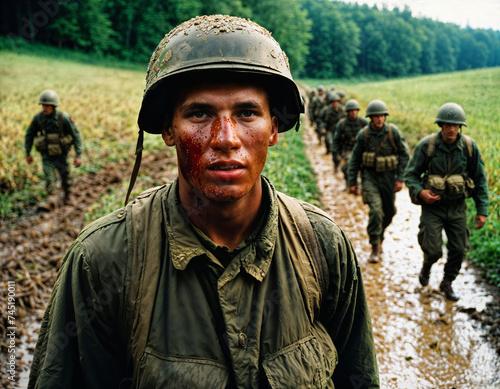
[46,133,63,156]
[34,135,46,152]
[465,177,475,198]
[445,174,467,200]
[362,152,375,168]
[425,174,446,196]
[363,152,398,173]
[60,134,73,148]
[375,155,398,173]
[425,174,473,200]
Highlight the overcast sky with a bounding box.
[337,0,500,31]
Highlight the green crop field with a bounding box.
[1,49,499,285]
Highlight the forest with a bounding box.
[1,0,500,79]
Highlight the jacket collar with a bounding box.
[163,177,278,284]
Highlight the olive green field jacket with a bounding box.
[348,123,410,188]
[404,131,489,215]
[28,178,379,388]
[25,109,83,158]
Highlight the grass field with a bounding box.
[1,49,498,285]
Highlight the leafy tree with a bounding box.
[246,0,312,76]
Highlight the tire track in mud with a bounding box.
[303,121,500,388]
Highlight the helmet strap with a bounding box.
[125,129,144,205]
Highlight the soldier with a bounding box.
[25,90,82,202]
[348,100,410,263]
[309,84,326,142]
[404,103,489,301]
[337,89,346,110]
[307,87,317,126]
[29,15,379,388]
[317,92,345,164]
[332,99,368,189]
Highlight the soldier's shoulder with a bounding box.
[78,207,127,242]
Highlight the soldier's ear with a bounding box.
[161,122,175,146]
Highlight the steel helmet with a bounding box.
[434,102,467,126]
[366,99,389,117]
[317,85,325,92]
[345,99,361,111]
[138,15,304,134]
[38,90,60,106]
[337,90,346,97]
[326,92,340,103]
[127,15,305,204]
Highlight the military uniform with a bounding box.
[404,132,489,284]
[333,115,369,185]
[317,103,345,155]
[25,109,82,195]
[29,178,379,388]
[348,123,410,246]
[309,93,326,141]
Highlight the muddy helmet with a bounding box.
[138,15,304,134]
[366,99,389,117]
[38,90,60,106]
[345,99,361,111]
[434,102,467,127]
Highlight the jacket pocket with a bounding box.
[136,347,229,389]
[263,334,337,389]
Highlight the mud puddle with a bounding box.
[303,122,500,388]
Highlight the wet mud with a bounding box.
[1,128,499,388]
[303,121,500,388]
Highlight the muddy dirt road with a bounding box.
[1,127,499,388]
[303,122,500,388]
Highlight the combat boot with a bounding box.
[418,262,433,286]
[439,280,460,301]
[368,243,381,263]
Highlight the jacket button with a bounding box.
[238,332,247,348]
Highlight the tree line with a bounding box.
[1,0,499,79]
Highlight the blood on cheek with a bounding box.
[177,128,204,185]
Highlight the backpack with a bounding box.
[122,186,330,385]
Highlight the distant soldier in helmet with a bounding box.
[308,84,327,142]
[332,99,368,189]
[404,103,489,301]
[25,90,82,201]
[348,99,410,263]
[336,89,346,110]
[29,15,379,388]
[317,92,345,160]
[307,87,317,126]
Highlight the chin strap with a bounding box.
[124,129,144,206]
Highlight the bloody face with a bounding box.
[162,81,278,206]
[440,123,461,144]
